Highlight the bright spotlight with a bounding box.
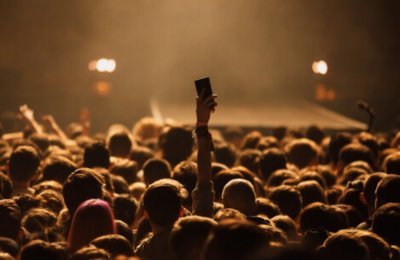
[88,58,116,73]
[312,60,328,75]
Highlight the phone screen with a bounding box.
[195,77,213,97]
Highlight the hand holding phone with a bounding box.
[195,77,213,98]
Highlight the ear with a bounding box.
[359,192,368,205]
[179,207,185,218]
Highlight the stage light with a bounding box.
[88,58,116,73]
[94,81,111,96]
[312,60,328,75]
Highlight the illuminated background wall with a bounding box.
[0,0,399,131]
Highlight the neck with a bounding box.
[151,223,172,235]
[12,180,30,189]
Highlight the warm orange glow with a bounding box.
[312,60,328,75]
[88,58,116,73]
[94,81,111,96]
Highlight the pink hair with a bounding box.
[68,199,116,253]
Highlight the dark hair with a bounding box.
[241,131,263,150]
[112,194,138,227]
[170,216,217,260]
[70,245,110,260]
[28,133,50,154]
[8,145,40,182]
[20,240,68,260]
[159,126,193,167]
[63,168,105,215]
[318,231,369,260]
[297,180,327,207]
[203,220,270,260]
[257,148,287,181]
[83,141,110,169]
[266,169,298,187]
[236,149,261,174]
[172,161,197,209]
[375,174,400,208]
[110,175,130,195]
[114,220,134,245]
[327,132,352,165]
[90,234,134,257]
[306,125,325,144]
[255,197,281,218]
[22,208,57,234]
[271,214,298,241]
[213,143,237,168]
[383,152,400,174]
[285,138,320,169]
[363,172,386,213]
[106,130,133,158]
[269,185,302,220]
[110,159,138,184]
[299,202,345,233]
[129,146,154,170]
[142,179,183,227]
[42,156,77,184]
[142,158,171,186]
[0,237,19,257]
[0,172,13,199]
[372,202,400,246]
[338,143,375,172]
[37,190,64,215]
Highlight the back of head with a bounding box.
[112,194,138,227]
[363,172,386,212]
[269,185,302,220]
[338,143,375,172]
[142,179,183,228]
[68,199,116,253]
[327,132,352,165]
[267,169,298,188]
[70,245,110,260]
[63,168,105,215]
[271,215,298,241]
[213,169,244,201]
[170,216,217,260]
[306,125,325,144]
[383,152,400,174]
[285,138,319,169]
[110,159,138,184]
[375,174,400,208]
[159,126,193,167]
[0,172,13,199]
[237,149,261,174]
[42,155,77,184]
[90,234,134,257]
[0,199,21,241]
[83,141,110,169]
[8,145,40,183]
[107,130,133,158]
[20,240,68,260]
[129,146,154,170]
[213,143,237,168]
[203,219,270,260]
[297,180,327,207]
[299,202,345,233]
[29,133,50,154]
[142,158,171,185]
[0,237,19,258]
[222,179,256,216]
[258,148,287,181]
[372,202,400,246]
[318,231,369,260]
[22,208,57,234]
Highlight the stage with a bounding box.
[153,98,367,131]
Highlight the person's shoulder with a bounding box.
[134,232,154,257]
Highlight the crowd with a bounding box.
[0,91,400,260]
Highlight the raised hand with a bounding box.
[196,89,217,127]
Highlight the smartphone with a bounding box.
[195,77,213,97]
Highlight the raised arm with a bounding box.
[192,91,217,217]
[19,104,43,134]
[42,114,69,141]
